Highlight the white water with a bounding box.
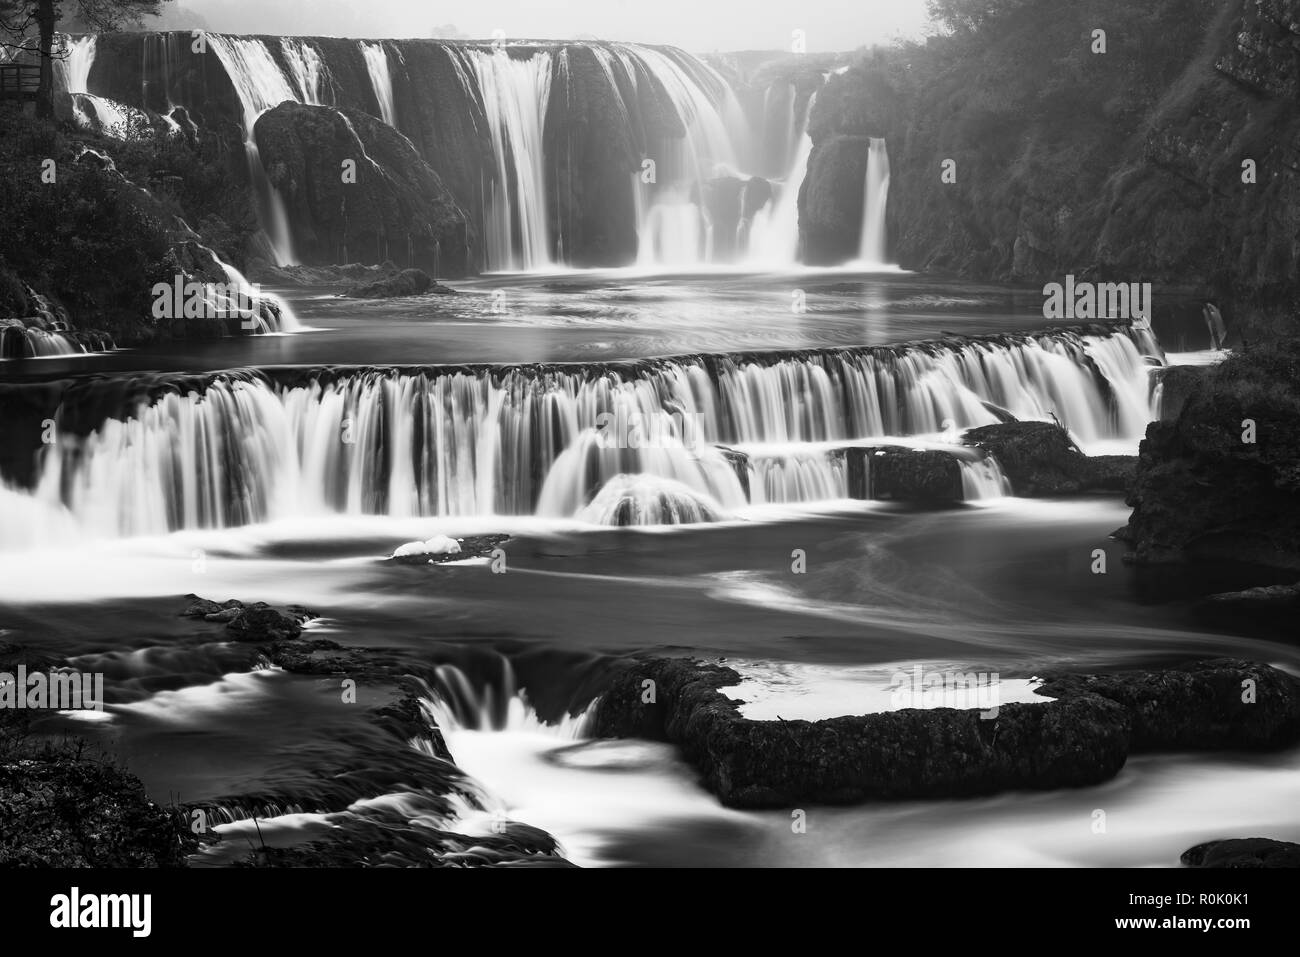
[858,137,891,265]
[458,48,554,272]
[206,35,306,266]
[747,92,816,265]
[361,41,396,126]
[0,329,1156,543]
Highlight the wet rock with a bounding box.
[1035,659,1300,751]
[589,657,1131,808]
[0,750,189,867]
[384,534,509,565]
[799,134,869,264]
[1154,365,1214,422]
[963,422,1133,495]
[865,447,964,503]
[1120,341,1300,571]
[182,596,317,642]
[1181,838,1300,868]
[345,268,455,299]
[254,102,471,277]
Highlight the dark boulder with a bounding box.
[589,657,1131,808]
[1119,342,1300,570]
[1181,838,1300,868]
[863,447,964,503]
[0,752,188,867]
[254,102,471,276]
[963,421,1133,495]
[344,268,455,300]
[1035,659,1300,751]
[182,596,315,642]
[799,134,868,265]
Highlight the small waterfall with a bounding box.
[361,41,396,126]
[54,34,95,93]
[858,137,891,265]
[747,91,817,264]
[2,328,1159,542]
[747,451,847,505]
[206,35,305,267]
[960,457,1012,500]
[458,47,554,272]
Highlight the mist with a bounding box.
[155,0,932,51]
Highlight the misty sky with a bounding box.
[163,0,934,51]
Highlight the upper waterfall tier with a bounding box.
[71,33,841,272]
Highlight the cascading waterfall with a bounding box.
[3,328,1157,542]
[361,41,396,127]
[457,47,554,272]
[747,91,817,264]
[53,35,142,137]
[858,137,891,265]
[206,35,313,267]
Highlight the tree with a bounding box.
[0,0,168,119]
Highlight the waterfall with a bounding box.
[361,42,396,126]
[861,137,891,262]
[458,47,554,272]
[747,91,817,264]
[54,34,95,93]
[2,328,1158,542]
[206,35,306,267]
[858,137,891,265]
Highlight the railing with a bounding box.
[0,64,41,100]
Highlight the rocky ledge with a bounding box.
[963,422,1136,496]
[1119,338,1300,571]
[589,657,1300,809]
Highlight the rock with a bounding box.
[1035,659,1300,751]
[344,268,454,299]
[1181,838,1300,868]
[863,447,964,503]
[1154,365,1214,422]
[963,422,1133,495]
[226,604,305,642]
[182,597,316,642]
[254,102,471,277]
[799,134,869,264]
[589,657,1131,808]
[245,260,400,286]
[1199,582,1300,633]
[384,534,509,565]
[0,751,188,867]
[1120,341,1300,570]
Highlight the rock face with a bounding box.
[799,134,869,264]
[1035,659,1300,751]
[1119,343,1300,570]
[799,0,1300,307]
[963,422,1136,495]
[861,447,964,503]
[589,657,1131,808]
[589,656,1300,809]
[254,103,471,277]
[1182,838,1300,868]
[0,757,187,867]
